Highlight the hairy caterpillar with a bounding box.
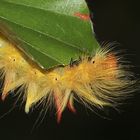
[0,34,136,123]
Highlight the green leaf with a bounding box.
[0,0,100,69]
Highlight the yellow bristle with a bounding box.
[0,34,137,122]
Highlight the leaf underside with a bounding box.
[0,0,100,69]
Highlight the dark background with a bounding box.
[0,0,140,140]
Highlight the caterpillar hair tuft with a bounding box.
[0,35,137,123]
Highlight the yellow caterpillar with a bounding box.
[0,35,136,123]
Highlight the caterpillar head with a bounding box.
[88,49,118,81]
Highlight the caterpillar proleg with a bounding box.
[0,35,137,123]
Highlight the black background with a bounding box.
[0,0,140,140]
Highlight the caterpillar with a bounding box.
[0,34,137,123]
